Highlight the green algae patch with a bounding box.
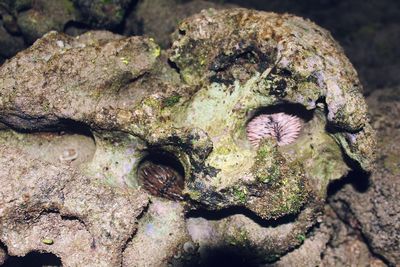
[264,163,308,219]
[143,96,161,109]
[148,39,161,58]
[232,186,248,204]
[296,234,306,243]
[248,139,309,219]
[162,94,181,107]
[186,190,202,201]
[41,238,54,245]
[175,75,273,136]
[225,228,250,247]
[206,135,254,189]
[251,139,282,184]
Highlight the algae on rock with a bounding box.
[0,8,375,266]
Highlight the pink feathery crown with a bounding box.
[246,112,302,147]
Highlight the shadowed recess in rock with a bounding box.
[187,246,261,267]
[137,149,185,200]
[327,169,371,197]
[248,103,315,123]
[186,206,299,228]
[0,119,96,168]
[2,251,62,267]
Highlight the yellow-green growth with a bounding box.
[297,234,306,243]
[163,94,181,107]
[42,238,54,245]
[252,139,282,184]
[232,186,248,204]
[226,229,249,246]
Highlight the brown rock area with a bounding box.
[329,88,400,266]
[225,0,400,94]
[269,207,387,267]
[0,8,380,266]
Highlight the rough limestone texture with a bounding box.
[124,0,236,48]
[330,88,400,266]
[269,207,386,267]
[0,8,375,266]
[0,144,148,266]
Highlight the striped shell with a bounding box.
[138,162,184,201]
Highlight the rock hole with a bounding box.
[209,45,276,85]
[246,103,313,147]
[185,246,260,267]
[327,169,371,197]
[0,118,96,167]
[137,150,185,201]
[186,206,298,228]
[2,251,62,267]
[168,59,181,74]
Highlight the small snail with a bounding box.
[138,157,184,201]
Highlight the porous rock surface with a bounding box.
[329,88,400,266]
[0,8,376,266]
[269,207,386,267]
[0,143,148,266]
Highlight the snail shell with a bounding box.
[138,161,184,201]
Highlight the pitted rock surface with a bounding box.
[0,9,376,266]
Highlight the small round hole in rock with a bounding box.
[246,104,313,148]
[247,112,302,147]
[137,150,185,201]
